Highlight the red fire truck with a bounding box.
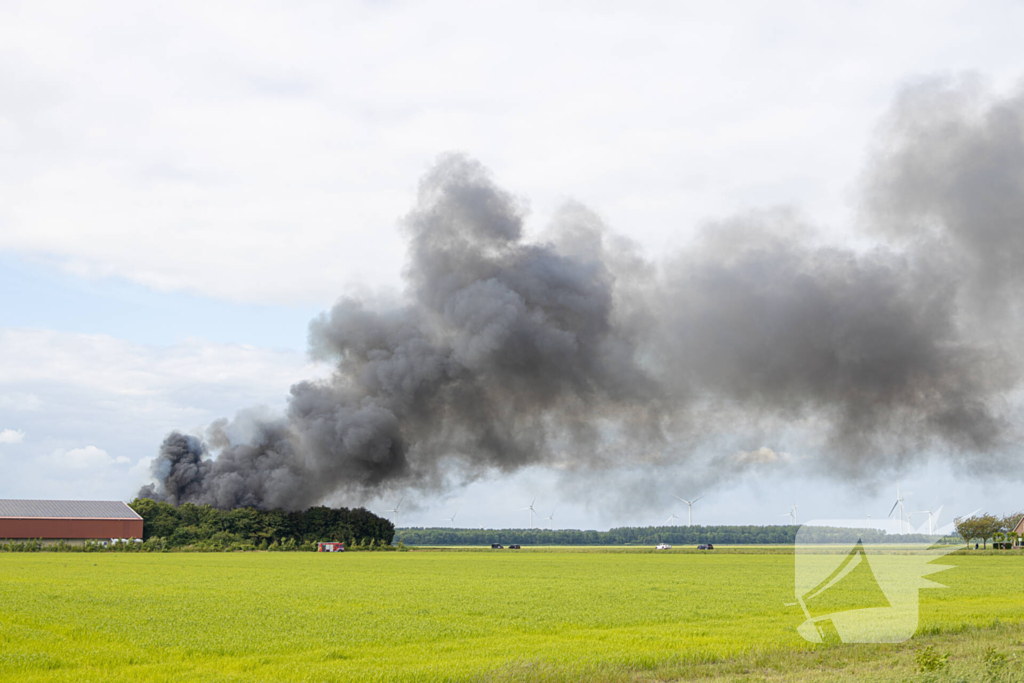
[317,542,345,552]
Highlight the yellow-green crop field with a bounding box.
[1,549,1022,682]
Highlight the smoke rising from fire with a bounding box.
[140,77,1024,510]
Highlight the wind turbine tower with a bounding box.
[518,499,537,528]
[780,504,798,526]
[673,495,704,527]
[913,497,942,535]
[888,480,911,534]
[386,496,404,528]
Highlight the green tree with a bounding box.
[977,514,1002,549]
[955,516,982,548]
[1002,511,1023,535]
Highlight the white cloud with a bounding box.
[1,3,1022,304]
[0,327,327,499]
[0,428,25,444]
[42,445,128,470]
[0,328,324,406]
[0,394,43,412]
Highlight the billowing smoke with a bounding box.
[140,76,1024,510]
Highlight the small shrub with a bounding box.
[983,647,1008,681]
[915,646,949,673]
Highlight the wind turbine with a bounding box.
[542,507,556,529]
[913,497,943,535]
[780,504,798,525]
[386,496,404,528]
[665,513,682,525]
[673,495,704,527]
[888,480,912,534]
[446,510,459,528]
[518,499,537,528]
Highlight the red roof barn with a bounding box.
[0,499,143,543]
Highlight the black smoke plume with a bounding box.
[141,77,1024,510]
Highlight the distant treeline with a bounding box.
[394,525,949,546]
[129,498,395,551]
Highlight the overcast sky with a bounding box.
[2,1,1023,530]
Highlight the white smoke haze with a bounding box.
[731,447,793,466]
[141,77,1024,511]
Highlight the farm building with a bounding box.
[0,499,143,544]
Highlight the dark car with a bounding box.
[491,543,503,549]
[697,543,714,550]
[509,544,521,549]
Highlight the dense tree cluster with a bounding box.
[129,499,395,550]
[954,513,1023,549]
[394,525,943,546]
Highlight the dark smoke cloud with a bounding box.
[141,77,1024,510]
[865,74,1024,324]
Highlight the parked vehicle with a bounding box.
[509,544,521,549]
[697,543,714,550]
[655,543,672,550]
[317,542,345,552]
[491,543,503,549]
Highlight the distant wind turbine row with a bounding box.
[387,480,946,533]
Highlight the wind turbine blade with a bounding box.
[888,500,900,517]
[692,495,704,504]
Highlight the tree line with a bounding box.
[394,525,949,546]
[954,512,1023,549]
[128,498,395,551]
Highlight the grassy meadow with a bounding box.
[1,548,1022,682]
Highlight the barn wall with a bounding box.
[0,517,143,539]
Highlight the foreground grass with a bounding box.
[0,551,1021,682]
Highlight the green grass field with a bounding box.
[1,549,1022,682]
